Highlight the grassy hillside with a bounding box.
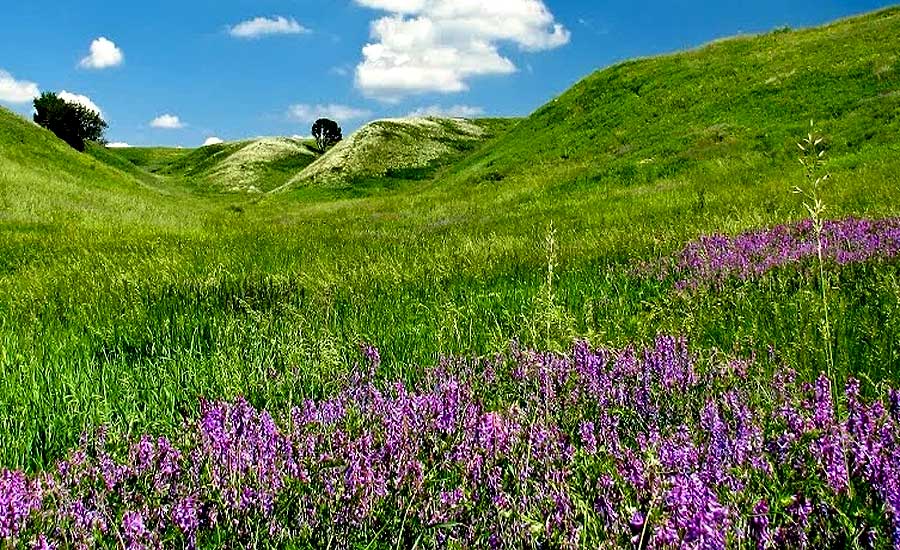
[107,146,192,174]
[161,138,319,192]
[99,138,320,193]
[1,6,900,478]
[456,8,899,185]
[0,107,211,229]
[282,117,517,190]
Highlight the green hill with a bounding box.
[100,137,320,193]
[162,138,319,192]
[445,7,900,195]
[0,107,202,230]
[106,146,192,175]
[280,117,517,190]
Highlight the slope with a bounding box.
[101,138,319,193]
[108,146,193,175]
[169,138,319,193]
[441,7,900,197]
[0,107,201,230]
[280,117,517,190]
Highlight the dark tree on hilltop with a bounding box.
[311,118,342,152]
[33,92,107,152]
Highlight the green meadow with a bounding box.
[1,6,900,473]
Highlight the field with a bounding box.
[2,6,900,548]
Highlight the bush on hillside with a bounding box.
[33,92,107,152]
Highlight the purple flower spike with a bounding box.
[750,499,771,550]
[889,389,900,421]
[579,421,598,455]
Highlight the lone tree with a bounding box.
[33,92,107,151]
[311,118,342,152]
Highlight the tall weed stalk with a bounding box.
[793,121,835,381]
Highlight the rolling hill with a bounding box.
[0,106,201,230]
[5,6,899,209]
[279,117,518,190]
[441,7,900,194]
[100,137,320,193]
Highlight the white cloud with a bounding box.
[354,0,569,99]
[203,136,224,146]
[79,37,124,69]
[229,16,309,38]
[0,70,39,103]
[291,134,311,140]
[107,142,131,148]
[59,91,103,116]
[150,114,185,129]
[287,104,372,123]
[407,104,484,118]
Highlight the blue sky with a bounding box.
[0,0,894,147]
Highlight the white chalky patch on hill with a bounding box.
[285,117,486,187]
[210,137,315,191]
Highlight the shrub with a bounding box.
[33,92,107,151]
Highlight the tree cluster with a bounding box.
[33,92,107,151]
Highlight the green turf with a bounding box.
[108,145,193,174]
[1,6,900,471]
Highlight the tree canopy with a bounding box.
[311,118,342,152]
[33,92,107,152]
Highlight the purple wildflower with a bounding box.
[579,421,597,454]
[653,217,900,287]
[360,343,381,370]
[0,338,897,548]
[630,509,646,541]
[889,389,900,422]
[655,474,730,549]
[749,499,771,550]
[172,495,200,537]
[122,511,145,535]
[31,534,53,550]
[0,470,41,540]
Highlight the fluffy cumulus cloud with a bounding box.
[287,104,372,124]
[0,70,39,103]
[203,136,224,146]
[59,91,103,116]
[354,0,569,99]
[228,16,309,38]
[150,114,185,129]
[407,104,484,118]
[79,37,124,69]
[107,142,131,148]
